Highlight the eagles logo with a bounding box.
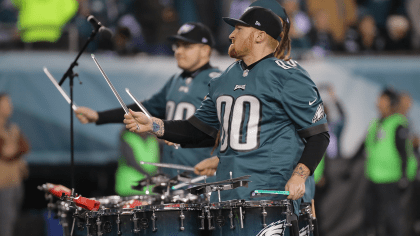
[178,24,195,34]
[299,225,310,236]
[312,104,325,123]
[256,220,286,236]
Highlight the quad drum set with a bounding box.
[39,164,318,236]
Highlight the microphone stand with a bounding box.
[58,27,100,191]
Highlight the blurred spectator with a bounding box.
[385,15,411,50]
[363,88,417,236]
[407,0,420,50]
[11,0,78,43]
[131,0,179,55]
[306,0,358,50]
[282,0,312,49]
[0,0,20,49]
[0,93,30,236]
[356,0,411,51]
[308,10,336,56]
[115,129,163,196]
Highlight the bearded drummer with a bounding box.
[124,6,328,235]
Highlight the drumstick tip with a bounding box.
[125,88,130,93]
[91,54,95,59]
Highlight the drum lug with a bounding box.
[239,206,244,229]
[179,209,185,231]
[151,210,158,232]
[199,206,206,230]
[206,206,215,230]
[262,205,268,228]
[116,214,122,235]
[133,213,141,234]
[282,200,293,227]
[229,207,235,229]
[96,215,103,236]
[86,215,92,236]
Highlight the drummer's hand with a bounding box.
[124,109,165,136]
[164,140,175,146]
[194,156,219,176]
[285,163,309,200]
[75,107,99,124]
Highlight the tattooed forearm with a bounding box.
[292,163,310,180]
[151,118,164,137]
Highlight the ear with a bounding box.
[255,30,266,44]
[200,45,212,58]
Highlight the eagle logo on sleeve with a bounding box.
[312,104,325,123]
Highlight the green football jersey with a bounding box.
[142,67,221,178]
[193,57,328,202]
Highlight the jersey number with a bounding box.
[166,101,196,120]
[216,95,261,152]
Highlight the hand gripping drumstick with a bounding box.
[91,54,140,130]
[125,88,180,149]
[43,67,78,111]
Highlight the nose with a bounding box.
[229,29,236,40]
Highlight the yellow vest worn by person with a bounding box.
[12,0,78,42]
[365,113,417,183]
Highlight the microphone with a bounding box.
[87,15,113,36]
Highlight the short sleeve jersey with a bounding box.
[141,67,221,177]
[193,57,328,201]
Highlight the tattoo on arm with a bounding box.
[151,118,164,137]
[292,163,310,180]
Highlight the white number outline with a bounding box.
[216,95,261,152]
[166,101,196,120]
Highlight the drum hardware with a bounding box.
[199,206,206,230]
[179,208,185,231]
[239,200,245,229]
[261,202,268,228]
[86,215,92,236]
[206,205,215,230]
[300,202,314,232]
[116,214,121,236]
[216,210,225,228]
[96,212,103,236]
[132,212,141,234]
[187,175,251,197]
[151,209,158,231]
[228,206,235,229]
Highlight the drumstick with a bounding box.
[91,54,140,130]
[139,161,195,172]
[253,190,290,195]
[171,175,208,190]
[43,67,78,111]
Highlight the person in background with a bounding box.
[115,129,163,196]
[363,88,417,236]
[0,93,30,236]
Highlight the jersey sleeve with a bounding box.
[141,75,175,119]
[279,72,328,138]
[189,92,220,138]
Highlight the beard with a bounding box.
[228,33,254,59]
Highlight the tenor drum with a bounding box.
[134,203,211,235]
[209,199,295,236]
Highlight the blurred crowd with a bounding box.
[0,0,420,57]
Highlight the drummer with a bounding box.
[124,5,328,235]
[74,22,220,187]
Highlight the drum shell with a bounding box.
[209,200,290,236]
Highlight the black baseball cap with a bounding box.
[223,6,283,39]
[168,22,215,47]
